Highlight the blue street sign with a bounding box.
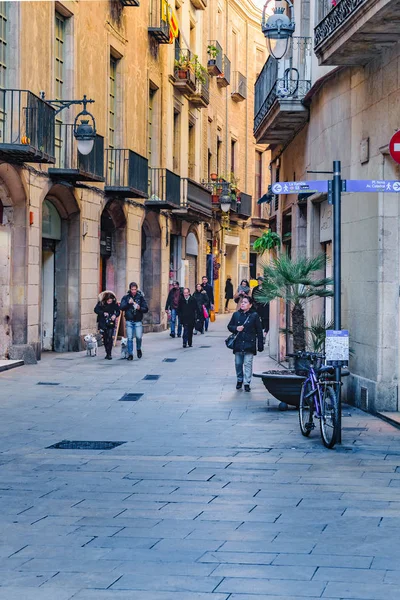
[344,180,400,193]
[271,180,329,194]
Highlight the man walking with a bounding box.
[120,282,149,360]
[178,288,198,348]
[165,281,182,338]
[201,276,214,332]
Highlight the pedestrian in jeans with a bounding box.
[165,281,182,338]
[227,296,264,392]
[193,283,210,334]
[178,288,198,348]
[94,291,120,360]
[120,282,149,360]
[201,276,214,332]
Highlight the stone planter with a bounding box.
[253,370,305,407]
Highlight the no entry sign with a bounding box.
[389,130,400,165]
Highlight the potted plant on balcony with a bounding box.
[174,53,194,79]
[193,56,208,85]
[253,253,333,408]
[207,44,220,75]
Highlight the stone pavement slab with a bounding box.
[1,314,400,598]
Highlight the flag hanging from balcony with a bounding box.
[168,5,179,40]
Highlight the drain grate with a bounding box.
[143,374,160,380]
[37,382,60,386]
[200,345,211,348]
[47,440,126,450]
[163,358,177,363]
[342,427,368,432]
[120,393,143,402]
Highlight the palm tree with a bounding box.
[259,253,334,353]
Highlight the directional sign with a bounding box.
[344,180,400,193]
[389,130,400,165]
[271,180,328,195]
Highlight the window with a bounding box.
[231,30,237,72]
[173,109,180,173]
[109,56,117,149]
[188,121,195,179]
[230,139,236,176]
[55,12,65,100]
[0,2,7,89]
[216,138,222,176]
[148,87,155,164]
[255,150,262,217]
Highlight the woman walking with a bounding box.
[233,279,252,307]
[94,291,120,360]
[227,296,263,392]
[193,283,210,333]
[225,276,234,311]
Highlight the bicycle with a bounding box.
[288,351,341,449]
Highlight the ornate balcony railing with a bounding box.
[0,89,55,163]
[254,78,311,135]
[315,0,367,48]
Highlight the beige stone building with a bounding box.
[254,0,400,412]
[0,0,269,362]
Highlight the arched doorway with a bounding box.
[141,211,161,328]
[186,231,199,292]
[99,200,127,299]
[0,198,11,357]
[41,186,81,352]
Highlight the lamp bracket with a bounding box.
[39,93,95,116]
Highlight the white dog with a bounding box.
[84,334,98,357]
[120,337,129,359]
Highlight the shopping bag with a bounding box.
[209,309,216,322]
[202,305,209,319]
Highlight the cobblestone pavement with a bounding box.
[1,315,400,599]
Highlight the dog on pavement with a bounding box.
[84,334,98,357]
[120,337,129,359]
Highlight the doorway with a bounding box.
[41,201,61,351]
[141,211,161,328]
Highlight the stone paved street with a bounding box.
[1,315,400,599]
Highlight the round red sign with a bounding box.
[389,130,400,165]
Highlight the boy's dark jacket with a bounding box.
[120,290,149,322]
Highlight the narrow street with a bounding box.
[1,315,400,600]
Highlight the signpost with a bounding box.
[261,161,400,444]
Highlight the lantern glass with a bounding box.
[267,36,289,60]
[77,138,94,155]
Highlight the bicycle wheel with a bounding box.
[320,384,339,448]
[299,380,314,437]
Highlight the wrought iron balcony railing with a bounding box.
[173,49,197,94]
[315,0,367,48]
[0,89,55,163]
[217,55,231,87]
[105,149,148,198]
[231,71,247,101]
[207,40,223,76]
[149,0,170,43]
[147,168,181,207]
[188,74,210,108]
[254,78,311,135]
[49,123,104,182]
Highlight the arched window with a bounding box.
[42,200,61,240]
[186,232,198,256]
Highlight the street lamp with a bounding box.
[219,183,232,212]
[262,0,295,60]
[40,93,97,155]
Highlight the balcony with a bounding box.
[207,40,223,76]
[314,0,400,66]
[105,149,148,198]
[190,0,207,10]
[217,55,231,88]
[174,178,212,220]
[188,75,210,108]
[48,123,104,183]
[231,71,247,102]
[173,50,197,95]
[254,37,312,145]
[236,192,252,219]
[148,0,170,43]
[146,168,181,208]
[120,0,140,5]
[0,89,55,164]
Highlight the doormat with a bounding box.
[119,393,143,401]
[143,374,160,380]
[47,440,126,450]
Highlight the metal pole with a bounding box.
[333,160,342,443]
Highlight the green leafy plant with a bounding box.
[207,44,220,59]
[193,56,208,85]
[253,231,281,255]
[258,253,334,353]
[174,53,194,72]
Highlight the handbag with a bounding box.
[209,309,216,322]
[202,305,209,319]
[225,315,250,350]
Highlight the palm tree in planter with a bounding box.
[253,253,333,408]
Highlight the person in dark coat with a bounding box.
[227,296,264,392]
[120,282,149,360]
[201,276,214,332]
[193,283,210,333]
[252,276,270,334]
[178,288,199,348]
[165,281,183,338]
[94,291,120,360]
[225,276,234,311]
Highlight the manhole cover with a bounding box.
[37,382,60,386]
[143,374,160,380]
[119,393,143,401]
[200,345,211,348]
[163,358,177,363]
[47,440,126,450]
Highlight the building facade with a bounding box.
[254,0,400,412]
[0,0,269,362]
